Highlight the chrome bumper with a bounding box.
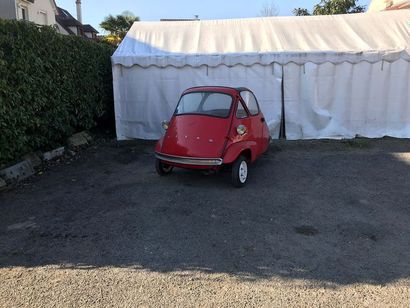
[155,152,223,166]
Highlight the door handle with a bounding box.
[261,117,265,123]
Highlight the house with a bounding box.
[0,0,98,40]
[368,0,410,11]
[56,7,98,39]
[0,0,58,26]
[55,7,83,36]
[55,6,98,39]
[160,19,200,22]
[160,15,200,22]
[82,24,98,39]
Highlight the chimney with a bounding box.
[76,0,82,23]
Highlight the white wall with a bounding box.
[16,0,56,26]
[56,23,70,35]
[69,26,78,34]
[368,0,410,11]
[0,0,17,19]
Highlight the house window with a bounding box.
[39,11,48,25]
[20,6,28,21]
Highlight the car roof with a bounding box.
[183,86,251,95]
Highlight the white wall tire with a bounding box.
[231,156,248,188]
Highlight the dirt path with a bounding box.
[1,139,409,307]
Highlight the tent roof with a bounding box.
[112,11,410,68]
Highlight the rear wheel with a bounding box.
[231,156,248,188]
[155,159,173,176]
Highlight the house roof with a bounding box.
[55,7,99,37]
[83,24,99,34]
[160,19,200,22]
[56,7,82,27]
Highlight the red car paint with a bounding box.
[155,86,270,172]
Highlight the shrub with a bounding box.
[0,20,114,166]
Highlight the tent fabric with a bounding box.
[113,60,410,140]
[284,59,410,139]
[112,11,410,141]
[113,64,283,140]
[112,11,410,68]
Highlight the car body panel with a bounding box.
[155,86,270,169]
[222,141,258,164]
[160,115,231,158]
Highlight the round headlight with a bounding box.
[237,125,247,136]
[161,120,170,130]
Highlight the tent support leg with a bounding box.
[279,65,286,140]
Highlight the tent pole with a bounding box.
[279,65,286,140]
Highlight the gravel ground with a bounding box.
[0,138,409,307]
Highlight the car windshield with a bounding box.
[175,92,233,118]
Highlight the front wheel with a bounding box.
[155,159,173,176]
[231,156,248,188]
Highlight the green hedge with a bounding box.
[0,20,114,166]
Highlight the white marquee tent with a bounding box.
[112,10,410,140]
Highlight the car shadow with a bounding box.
[0,139,409,286]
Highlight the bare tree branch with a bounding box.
[260,1,279,17]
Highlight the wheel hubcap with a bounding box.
[239,161,248,183]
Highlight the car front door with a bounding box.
[239,91,268,154]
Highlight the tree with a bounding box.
[293,8,311,16]
[260,1,279,17]
[313,0,366,15]
[293,0,366,16]
[100,11,139,45]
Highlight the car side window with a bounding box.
[240,91,259,116]
[236,101,248,119]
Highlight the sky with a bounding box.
[55,0,372,33]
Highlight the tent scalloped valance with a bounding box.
[112,49,410,68]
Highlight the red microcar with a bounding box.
[155,86,270,187]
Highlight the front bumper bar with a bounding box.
[155,152,223,166]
